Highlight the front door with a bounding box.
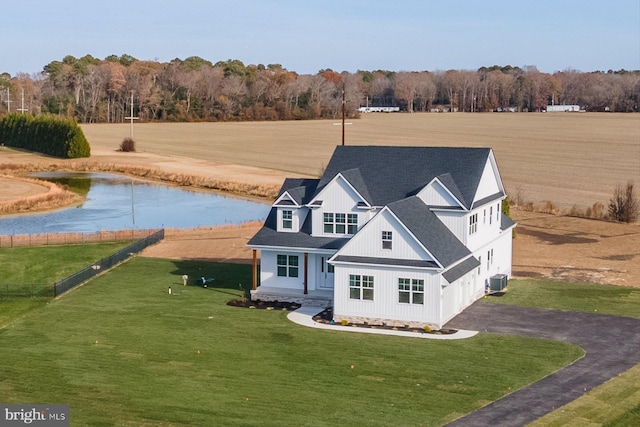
[317,256,335,289]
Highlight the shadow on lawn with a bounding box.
[168,259,253,293]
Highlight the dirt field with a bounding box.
[80,113,640,211]
[0,176,48,201]
[1,113,639,287]
[139,210,640,288]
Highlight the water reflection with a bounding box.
[0,173,270,234]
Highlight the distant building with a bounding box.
[546,105,581,112]
[357,106,400,113]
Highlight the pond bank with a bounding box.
[0,175,84,215]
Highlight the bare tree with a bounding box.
[415,72,436,111]
[608,182,639,223]
[218,75,246,119]
[393,72,420,112]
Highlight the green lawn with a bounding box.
[529,363,640,427]
[486,279,640,318]
[0,258,583,427]
[0,242,134,284]
[0,242,133,327]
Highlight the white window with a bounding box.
[469,213,478,234]
[323,213,334,233]
[324,212,358,235]
[489,206,493,224]
[277,255,299,278]
[349,274,374,300]
[347,214,358,234]
[282,210,292,229]
[497,203,501,222]
[382,231,393,249]
[398,278,424,304]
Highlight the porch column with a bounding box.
[303,252,308,295]
[252,250,258,291]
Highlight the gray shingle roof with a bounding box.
[332,255,439,268]
[315,146,498,209]
[387,196,471,268]
[277,178,319,205]
[500,213,517,231]
[247,209,349,250]
[442,257,481,283]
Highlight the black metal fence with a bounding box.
[0,283,53,299]
[52,229,165,297]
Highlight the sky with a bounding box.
[2,0,639,76]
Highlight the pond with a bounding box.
[0,173,270,235]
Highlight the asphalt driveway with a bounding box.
[444,301,640,426]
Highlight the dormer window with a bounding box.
[282,210,293,229]
[382,231,393,249]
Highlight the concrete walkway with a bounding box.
[288,306,478,340]
[443,302,640,427]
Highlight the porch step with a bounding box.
[250,287,333,309]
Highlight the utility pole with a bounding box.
[17,88,27,114]
[124,90,139,139]
[341,82,345,146]
[332,82,351,143]
[6,88,11,113]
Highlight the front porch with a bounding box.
[250,286,334,308]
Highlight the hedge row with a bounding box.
[0,114,90,158]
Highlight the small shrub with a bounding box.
[540,200,556,214]
[424,325,432,333]
[568,204,583,218]
[119,138,136,152]
[340,319,349,326]
[589,202,605,219]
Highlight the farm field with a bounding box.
[79,113,640,211]
[2,113,639,287]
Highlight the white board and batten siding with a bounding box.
[440,269,481,326]
[337,209,436,263]
[333,264,442,327]
[259,251,304,290]
[276,206,308,233]
[311,176,364,237]
[418,179,462,208]
[474,157,504,202]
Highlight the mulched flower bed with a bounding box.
[312,308,457,335]
[227,301,457,335]
[227,299,301,311]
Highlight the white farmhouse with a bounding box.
[248,146,516,329]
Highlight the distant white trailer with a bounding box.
[546,105,580,112]
[358,106,400,113]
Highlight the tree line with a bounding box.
[0,54,638,123]
[0,113,90,158]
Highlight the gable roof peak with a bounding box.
[316,145,494,208]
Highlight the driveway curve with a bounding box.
[444,302,640,427]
